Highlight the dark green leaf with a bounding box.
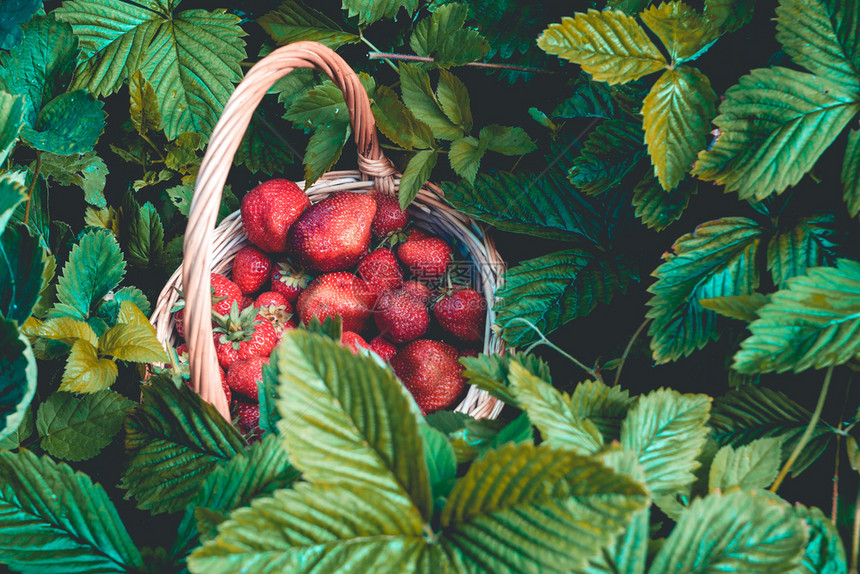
[632,173,693,230]
[409,2,489,67]
[399,149,438,209]
[129,70,160,135]
[22,90,106,155]
[235,109,297,175]
[0,449,145,573]
[794,504,847,574]
[448,135,485,183]
[371,84,435,150]
[259,0,359,49]
[96,286,151,325]
[460,351,551,407]
[437,70,472,131]
[0,91,24,165]
[0,0,42,50]
[570,380,636,441]
[703,0,755,36]
[640,2,715,63]
[486,412,533,450]
[568,119,646,195]
[164,132,201,172]
[552,75,615,119]
[0,223,46,323]
[843,126,860,216]
[0,317,36,444]
[342,0,418,25]
[39,151,109,208]
[699,293,770,321]
[166,183,193,218]
[126,201,165,270]
[419,424,457,507]
[479,124,536,155]
[399,63,463,140]
[122,375,246,514]
[646,217,764,363]
[0,403,33,450]
[767,214,838,288]
[0,173,26,236]
[708,437,781,491]
[258,360,281,435]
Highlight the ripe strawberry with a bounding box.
[234,400,262,441]
[240,178,310,253]
[433,289,486,343]
[178,355,232,403]
[173,307,185,340]
[226,355,269,401]
[240,295,255,310]
[176,343,188,357]
[459,348,479,358]
[288,192,377,273]
[297,272,376,333]
[369,336,398,362]
[213,302,279,369]
[210,273,243,316]
[374,289,429,344]
[232,246,272,294]
[341,331,370,355]
[358,248,403,295]
[401,280,431,304]
[270,260,312,304]
[371,189,409,238]
[255,291,296,339]
[391,339,466,415]
[255,291,289,310]
[397,236,453,280]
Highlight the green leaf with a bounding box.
[538,10,667,84]
[794,504,848,574]
[646,217,764,363]
[568,119,646,195]
[436,70,472,131]
[59,339,118,393]
[129,70,161,135]
[711,386,831,477]
[0,317,36,444]
[36,316,98,347]
[0,403,33,450]
[442,171,607,242]
[640,2,715,63]
[694,67,860,201]
[734,259,860,373]
[508,361,603,454]
[495,248,638,347]
[51,228,126,321]
[570,380,636,441]
[776,0,860,89]
[399,149,438,209]
[479,124,537,155]
[258,360,281,436]
[632,173,693,230]
[96,286,151,325]
[99,324,168,363]
[642,66,717,191]
[164,131,201,171]
[126,201,165,270]
[409,3,489,67]
[448,135,486,183]
[0,172,26,235]
[0,449,145,573]
[342,0,418,25]
[699,293,770,321]
[703,0,755,36]
[0,223,46,323]
[0,0,42,50]
[371,84,435,150]
[708,437,781,492]
[259,0,359,49]
[22,90,106,155]
[166,183,193,217]
[0,91,24,165]
[441,442,648,571]
[40,151,109,208]
[842,126,860,216]
[274,330,433,521]
[420,424,457,509]
[620,388,711,498]
[235,110,296,175]
[460,351,552,408]
[36,390,133,461]
[122,375,246,514]
[649,491,806,573]
[767,214,838,288]
[552,75,615,119]
[399,63,463,140]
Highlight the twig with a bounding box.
[770,366,834,493]
[513,318,599,381]
[23,151,41,227]
[834,375,853,524]
[613,318,650,387]
[368,52,558,75]
[361,35,399,73]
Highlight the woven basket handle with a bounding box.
[183,41,395,419]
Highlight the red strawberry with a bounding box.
[234,400,262,441]
[433,289,486,343]
[176,343,188,357]
[358,248,403,295]
[371,189,409,238]
[459,348,480,358]
[213,302,279,369]
[254,291,296,339]
[255,291,289,309]
[181,362,232,403]
[270,260,312,304]
[173,307,185,340]
[391,339,466,415]
[374,289,429,344]
[210,273,243,316]
[240,295,255,310]
[288,192,377,273]
[401,280,431,304]
[369,336,398,362]
[341,331,370,355]
[397,236,453,280]
[226,355,269,401]
[297,272,376,333]
[240,178,310,253]
[232,246,272,294]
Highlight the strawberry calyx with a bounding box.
[213,301,265,350]
[273,260,312,290]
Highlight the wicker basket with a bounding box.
[149,41,506,422]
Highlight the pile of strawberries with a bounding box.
[172,179,487,439]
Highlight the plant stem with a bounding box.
[613,318,650,387]
[770,366,834,493]
[368,52,558,75]
[23,151,41,227]
[515,318,599,380]
[360,35,399,73]
[834,429,842,525]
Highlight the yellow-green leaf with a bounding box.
[98,324,168,363]
[129,69,160,136]
[36,316,98,347]
[117,300,151,326]
[640,1,714,63]
[60,339,117,393]
[538,10,667,84]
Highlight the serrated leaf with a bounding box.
[436,70,472,131]
[420,424,457,508]
[508,361,603,454]
[448,135,486,183]
[129,69,160,135]
[703,0,755,36]
[553,75,615,119]
[22,90,106,155]
[734,259,860,373]
[694,67,860,201]
[538,10,667,84]
[767,214,839,288]
[0,173,25,235]
[620,388,711,497]
[479,124,536,155]
[632,173,693,230]
[699,293,770,321]
[442,442,648,571]
[342,0,418,25]
[0,449,145,573]
[410,2,489,67]
[235,110,296,175]
[794,504,848,574]
[51,228,126,321]
[0,91,24,165]
[59,339,118,393]
[0,0,42,50]
[708,437,781,492]
[126,201,165,270]
[460,351,551,408]
[36,316,98,347]
[40,151,109,208]
[646,217,764,363]
[97,287,151,325]
[495,248,637,347]
[640,2,714,63]
[843,127,860,216]
[122,375,246,514]
[259,0,359,49]
[0,223,46,323]
[99,324,168,363]
[400,63,463,140]
[649,491,806,573]
[274,330,433,521]
[571,380,636,441]
[568,119,646,195]
[371,84,435,150]
[36,390,133,461]
[0,403,33,450]
[0,317,36,444]
[776,0,860,90]
[399,149,438,209]
[711,386,831,477]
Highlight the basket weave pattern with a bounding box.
[150,42,506,421]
